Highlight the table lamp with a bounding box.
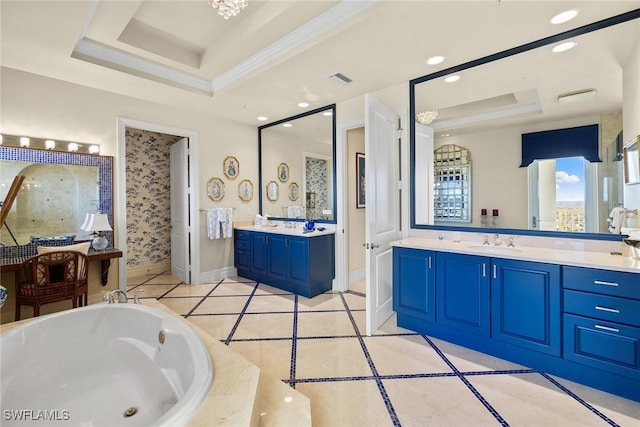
[82,213,112,250]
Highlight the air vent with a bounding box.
[329,72,353,85]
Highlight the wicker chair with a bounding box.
[15,250,89,321]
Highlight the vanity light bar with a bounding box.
[0,134,101,155]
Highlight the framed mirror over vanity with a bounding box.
[410,9,640,240]
[258,104,337,223]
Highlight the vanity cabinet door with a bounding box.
[251,232,268,274]
[287,237,310,290]
[393,247,435,322]
[436,252,490,336]
[491,259,561,356]
[267,234,288,282]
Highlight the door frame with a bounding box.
[116,118,200,289]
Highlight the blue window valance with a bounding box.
[520,124,601,167]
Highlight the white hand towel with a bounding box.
[206,209,220,239]
[206,208,233,239]
[287,205,304,218]
[217,208,233,239]
[607,207,627,234]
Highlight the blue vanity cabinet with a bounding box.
[392,247,435,322]
[234,229,335,298]
[491,259,561,356]
[563,266,640,380]
[435,252,490,336]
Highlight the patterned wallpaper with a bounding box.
[125,129,182,268]
[305,157,328,216]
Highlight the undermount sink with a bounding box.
[467,245,522,253]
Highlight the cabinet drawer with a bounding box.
[235,230,251,240]
[235,239,250,250]
[564,290,640,328]
[563,266,640,300]
[563,313,640,379]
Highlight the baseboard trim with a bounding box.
[349,268,365,284]
[199,266,237,284]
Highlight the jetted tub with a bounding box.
[0,303,213,426]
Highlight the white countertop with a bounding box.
[235,224,336,238]
[391,237,640,274]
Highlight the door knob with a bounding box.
[371,243,380,249]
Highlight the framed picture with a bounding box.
[356,152,366,208]
[223,156,239,180]
[238,179,253,202]
[277,163,289,182]
[288,182,299,201]
[207,177,225,202]
[266,181,279,201]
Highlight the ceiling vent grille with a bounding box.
[329,72,353,85]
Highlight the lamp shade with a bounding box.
[82,213,112,232]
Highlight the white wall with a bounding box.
[347,127,365,280]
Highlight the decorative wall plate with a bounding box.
[267,181,279,201]
[277,163,289,182]
[288,182,299,201]
[207,177,225,202]
[223,156,239,180]
[238,179,253,201]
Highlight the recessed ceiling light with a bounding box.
[68,143,79,152]
[283,123,292,128]
[45,139,56,150]
[20,137,30,147]
[551,9,578,25]
[552,41,577,53]
[426,55,445,65]
[298,102,309,108]
[257,116,268,121]
[444,75,460,83]
[440,133,451,137]
[322,111,333,116]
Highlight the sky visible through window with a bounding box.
[556,157,585,203]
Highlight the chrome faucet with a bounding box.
[482,234,490,245]
[507,236,516,247]
[493,234,502,246]
[104,289,128,304]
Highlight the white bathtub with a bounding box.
[0,303,213,426]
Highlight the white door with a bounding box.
[170,138,190,283]
[364,94,401,335]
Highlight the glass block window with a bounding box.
[434,144,471,222]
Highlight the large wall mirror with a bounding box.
[259,104,337,223]
[0,145,113,246]
[410,9,640,240]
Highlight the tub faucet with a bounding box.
[104,289,128,304]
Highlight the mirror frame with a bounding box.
[409,9,640,241]
[0,146,114,245]
[258,104,337,224]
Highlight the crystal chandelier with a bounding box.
[415,110,438,125]
[208,0,248,19]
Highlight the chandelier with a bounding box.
[208,0,248,19]
[415,110,438,125]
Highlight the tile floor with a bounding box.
[127,273,640,427]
